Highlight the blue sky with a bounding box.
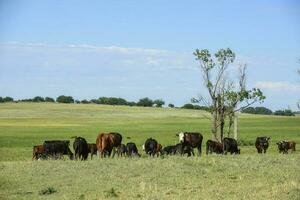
[0,0,299,110]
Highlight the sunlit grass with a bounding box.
[0,103,299,199]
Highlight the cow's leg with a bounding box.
[113,148,117,158]
[292,144,296,152]
[32,152,36,160]
[197,145,202,156]
[187,151,191,157]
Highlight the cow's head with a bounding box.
[178,132,185,143]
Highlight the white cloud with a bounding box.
[0,42,196,71]
[255,81,300,92]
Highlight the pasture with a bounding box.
[0,103,300,199]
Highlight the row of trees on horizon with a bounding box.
[0,95,296,116]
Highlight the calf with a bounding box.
[162,145,177,155]
[255,137,270,154]
[43,140,74,160]
[206,140,223,155]
[32,145,45,160]
[276,141,296,154]
[87,143,98,159]
[155,143,163,157]
[116,144,127,157]
[223,137,240,155]
[174,143,194,157]
[126,142,140,157]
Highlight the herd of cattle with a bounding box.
[32,132,297,160]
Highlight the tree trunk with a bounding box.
[212,110,217,141]
[220,119,224,143]
[212,101,218,141]
[227,114,234,137]
[234,115,238,140]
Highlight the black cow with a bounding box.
[206,140,223,155]
[178,132,203,156]
[255,137,270,154]
[116,144,127,157]
[126,142,140,157]
[143,138,158,156]
[223,137,240,155]
[73,137,88,160]
[43,140,74,160]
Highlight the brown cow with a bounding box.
[96,132,123,158]
[32,145,45,160]
[276,140,296,154]
[87,143,98,159]
[206,140,223,155]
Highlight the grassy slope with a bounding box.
[0,103,300,199]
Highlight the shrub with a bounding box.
[33,96,45,102]
[255,107,273,115]
[181,104,194,109]
[127,101,137,106]
[80,99,90,104]
[153,99,165,107]
[137,97,153,107]
[45,97,55,102]
[39,187,57,195]
[0,96,14,103]
[56,95,74,103]
[98,97,128,105]
[168,103,174,108]
[274,109,295,116]
[104,188,118,198]
[242,106,273,115]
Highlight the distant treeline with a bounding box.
[0,96,166,108]
[241,106,295,116]
[0,96,297,116]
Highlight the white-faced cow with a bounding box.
[177,132,203,156]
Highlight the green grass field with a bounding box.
[0,103,300,199]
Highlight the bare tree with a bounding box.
[193,48,235,141]
[193,48,265,142]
